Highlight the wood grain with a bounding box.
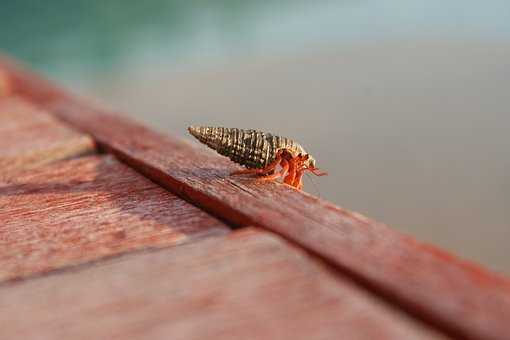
[0,155,229,282]
[0,228,448,340]
[0,96,94,173]
[3,56,510,340]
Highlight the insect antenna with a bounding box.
[305,172,321,198]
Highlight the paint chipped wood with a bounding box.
[0,155,229,282]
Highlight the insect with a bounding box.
[188,126,326,190]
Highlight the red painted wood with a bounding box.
[0,68,11,97]
[2,56,510,340]
[0,58,69,106]
[0,96,94,173]
[0,155,229,282]
[0,228,447,340]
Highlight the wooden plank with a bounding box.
[0,58,63,104]
[3,56,510,340]
[0,155,229,282]
[0,228,448,340]
[0,96,95,172]
[0,67,11,97]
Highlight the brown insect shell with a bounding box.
[188,126,313,169]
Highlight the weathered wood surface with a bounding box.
[0,155,229,282]
[0,96,95,173]
[2,58,509,340]
[0,228,448,340]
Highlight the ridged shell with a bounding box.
[188,126,306,169]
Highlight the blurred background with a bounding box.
[1,0,509,274]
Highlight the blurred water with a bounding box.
[2,1,510,76]
[1,1,509,273]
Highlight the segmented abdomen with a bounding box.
[188,126,303,168]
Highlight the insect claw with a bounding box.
[311,169,327,176]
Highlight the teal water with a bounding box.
[1,0,509,78]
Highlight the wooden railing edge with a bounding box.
[2,56,510,340]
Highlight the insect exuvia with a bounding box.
[188,126,326,190]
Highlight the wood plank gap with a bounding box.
[0,155,230,283]
[0,230,224,288]
[0,96,96,172]
[0,228,450,340]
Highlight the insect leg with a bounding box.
[258,158,289,181]
[292,169,305,190]
[279,158,289,178]
[230,168,267,176]
[259,172,282,181]
[283,157,297,185]
[286,155,306,189]
[230,152,282,176]
[309,168,328,176]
